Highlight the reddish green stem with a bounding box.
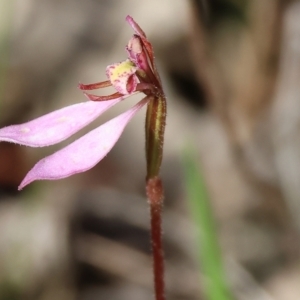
[146,177,165,300]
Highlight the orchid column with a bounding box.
[0,16,167,300]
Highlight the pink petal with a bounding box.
[126,16,146,38]
[0,98,124,147]
[126,36,151,74]
[19,96,150,190]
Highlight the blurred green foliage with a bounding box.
[183,148,234,300]
[0,0,13,111]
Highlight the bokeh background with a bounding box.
[1,0,300,299]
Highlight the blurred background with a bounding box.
[1,0,300,299]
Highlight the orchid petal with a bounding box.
[126,15,146,38]
[128,19,154,70]
[19,96,151,190]
[126,35,153,79]
[106,60,138,94]
[0,98,124,147]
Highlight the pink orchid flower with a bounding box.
[0,16,166,190]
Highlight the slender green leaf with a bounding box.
[183,148,234,300]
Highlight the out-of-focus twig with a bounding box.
[272,2,300,233]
